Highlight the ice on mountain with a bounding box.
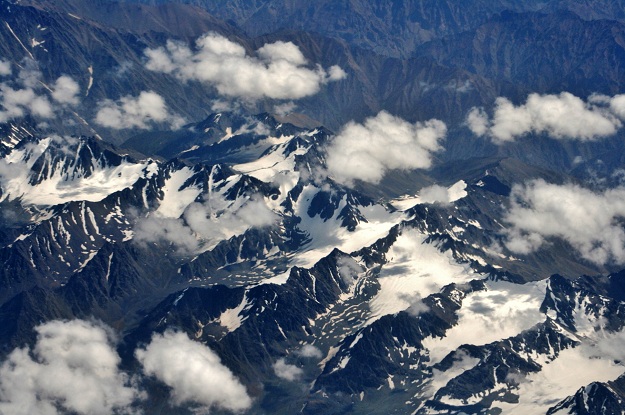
[367,228,478,325]
[423,280,547,364]
[495,345,624,414]
[0,137,159,205]
[156,166,202,218]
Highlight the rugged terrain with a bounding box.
[1,1,625,414]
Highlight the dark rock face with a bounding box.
[0,101,624,415]
[417,10,625,97]
[548,377,625,415]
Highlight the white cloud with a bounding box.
[325,111,446,185]
[418,181,468,205]
[503,179,625,265]
[273,101,297,116]
[182,197,277,244]
[466,107,489,137]
[608,94,625,119]
[18,62,43,88]
[419,184,452,204]
[133,215,201,255]
[0,63,80,123]
[296,345,323,359]
[0,320,142,415]
[0,60,11,76]
[395,291,430,318]
[144,32,346,101]
[51,75,80,105]
[582,329,625,363]
[95,90,185,130]
[336,256,363,287]
[423,280,547,364]
[468,92,624,143]
[227,198,278,228]
[0,84,53,121]
[273,358,303,381]
[136,331,252,412]
[133,197,278,255]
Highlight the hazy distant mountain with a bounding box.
[2,1,625,414]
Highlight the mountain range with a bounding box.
[1,1,625,414]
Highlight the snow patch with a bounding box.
[367,228,478,324]
[156,167,202,218]
[495,344,624,414]
[423,280,548,364]
[218,295,250,332]
[1,156,158,206]
[86,66,93,96]
[292,186,403,267]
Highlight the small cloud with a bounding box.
[582,329,625,363]
[419,185,451,205]
[0,59,11,76]
[504,371,527,386]
[336,256,363,287]
[51,75,80,105]
[445,79,472,93]
[0,320,143,415]
[325,111,446,186]
[133,215,201,255]
[467,92,624,143]
[418,181,468,205]
[273,101,297,116]
[273,358,303,381]
[0,84,53,121]
[398,292,430,317]
[144,32,346,102]
[296,345,323,359]
[0,61,80,123]
[326,65,347,82]
[183,197,277,242]
[17,61,43,88]
[503,179,625,265]
[114,61,133,78]
[95,90,185,130]
[466,107,489,137]
[133,197,278,255]
[136,331,252,412]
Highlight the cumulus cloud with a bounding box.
[467,92,625,143]
[273,358,303,381]
[296,345,323,359]
[503,179,625,265]
[134,197,278,255]
[325,111,446,185]
[607,94,625,119]
[466,107,489,137]
[136,331,252,412]
[418,181,468,205]
[51,75,80,105]
[393,291,430,317]
[0,62,80,123]
[95,90,185,130]
[336,256,363,287]
[183,197,276,242]
[144,32,346,101]
[133,215,201,254]
[0,320,142,415]
[0,84,53,121]
[419,185,450,204]
[0,59,11,76]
